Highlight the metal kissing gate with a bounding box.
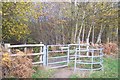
[46,45,69,68]
[5,43,103,71]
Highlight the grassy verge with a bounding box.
[89,57,118,78]
[68,57,118,78]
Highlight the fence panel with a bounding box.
[5,43,46,66]
[46,44,69,68]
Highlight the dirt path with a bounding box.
[53,68,73,78]
[52,67,91,78]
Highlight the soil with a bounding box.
[52,67,91,78]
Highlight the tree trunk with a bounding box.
[82,26,85,43]
[87,27,92,40]
[62,25,65,44]
[73,0,78,43]
[78,11,85,42]
[74,23,78,43]
[92,26,95,43]
[96,24,105,43]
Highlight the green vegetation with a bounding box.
[68,61,74,67]
[1,2,119,78]
[32,57,118,78]
[2,2,118,44]
[69,74,80,78]
[58,62,67,65]
[68,57,118,78]
[32,67,55,78]
[2,2,31,43]
[89,57,118,78]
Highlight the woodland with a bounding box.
[0,1,119,78]
[1,2,119,44]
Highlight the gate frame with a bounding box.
[46,44,70,68]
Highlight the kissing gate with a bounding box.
[5,42,103,71]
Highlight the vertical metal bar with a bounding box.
[43,45,47,66]
[5,44,11,53]
[46,45,49,66]
[78,38,80,55]
[86,38,89,56]
[67,45,70,65]
[74,48,77,72]
[91,50,94,71]
[78,39,81,61]
[100,49,104,71]
[39,46,41,65]
[39,46,42,65]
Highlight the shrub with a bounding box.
[10,56,35,78]
[103,42,118,55]
[1,49,35,78]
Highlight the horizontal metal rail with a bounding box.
[8,44,44,48]
[48,56,67,59]
[69,44,89,46]
[76,61,102,64]
[32,61,43,65]
[48,61,67,65]
[47,44,68,47]
[89,48,104,51]
[69,54,103,57]
[59,47,69,49]
[48,50,68,53]
[10,53,44,56]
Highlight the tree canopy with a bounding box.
[1,2,118,44]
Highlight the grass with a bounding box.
[68,56,118,78]
[32,56,118,78]
[32,67,55,78]
[89,57,118,78]
[58,62,67,65]
[69,74,80,78]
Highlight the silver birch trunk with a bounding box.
[62,25,65,44]
[96,25,105,43]
[74,23,78,43]
[87,27,92,40]
[73,0,78,43]
[78,11,85,41]
[92,26,95,43]
[82,26,85,43]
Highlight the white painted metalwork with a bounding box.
[4,43,103,71]
[74,44,104,71]
[46,45,69,69]
[5,43,46,66]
